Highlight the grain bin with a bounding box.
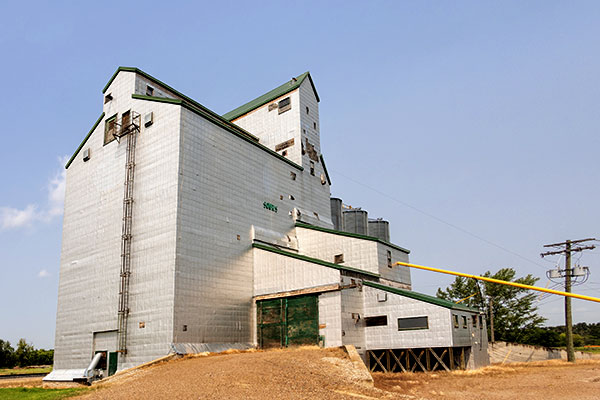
[368,219,390,242]
[343,209,368,235]
[330,198,343,231]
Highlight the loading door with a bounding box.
[108,352,118,376]
[257,295,319,348]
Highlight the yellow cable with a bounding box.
[395,261,600,303]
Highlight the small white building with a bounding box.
[47,68,488,381]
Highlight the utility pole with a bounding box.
[541,238,596,362]
[489,296,494,343]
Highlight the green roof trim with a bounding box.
[132,94,304,171]
[222,71,320,121]
[103,67,260,142]
[252,243,380,279]
[363,281,480,313]
[65,112,105,169]
[319,154,331,186]
[295,222,410,254]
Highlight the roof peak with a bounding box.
[222,71,319,121]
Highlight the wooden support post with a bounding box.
[426,348,431,371]
[386,349,391,373]
[430,348,450,372]
[461,347,465,370]
[449,347,454,370]
[390,350,407,373]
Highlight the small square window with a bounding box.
[290,172,296,180]
[182,325,187,332]
[334,254,344,264]
[268,103,278,111]
[278,97,291,114]
[313,122,317,129]
[146,85,154,96]
[104,93,113,104]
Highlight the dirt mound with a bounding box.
[75,346,385,400]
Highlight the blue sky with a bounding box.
[1,1,598,349]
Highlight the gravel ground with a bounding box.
[75,347,386,400]
[374,359,600,400]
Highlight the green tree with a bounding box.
[14,339,34,367]
[0,340,16,368]
[437,268,546,343]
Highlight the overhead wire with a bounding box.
[332,169,549,271]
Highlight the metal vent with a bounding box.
[144,112,153,127]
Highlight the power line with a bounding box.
[332,169,548,270]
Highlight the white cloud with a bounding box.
[37,269,50,278]
[0,205,38,229]
[0,156,67,231]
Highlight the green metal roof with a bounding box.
[363,281,480,313]
[67,67,308,171]
[295,222,410,254]
[103,67,259,142]
[222,72,320,121]
[252,243,380,279]
[132,94,303,171]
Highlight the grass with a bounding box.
[0,388,85,399]
[576,346,600,353]
[0,368,52,376]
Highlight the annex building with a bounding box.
[46,68,488,381]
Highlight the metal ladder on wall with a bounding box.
[115,111,141,355]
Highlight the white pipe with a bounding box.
[84,352,103,379]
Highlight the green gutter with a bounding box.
[319,154,331,186]
[252,243,380,279]
[295,222,410,254]
[132,94,304,171]
[363,281,480,313]
[65,112,105,169]
[103,67,260,143]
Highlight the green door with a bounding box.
[108,352,118,376]
[257,295,319,348]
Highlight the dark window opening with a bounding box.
[365,315,388,327]
[462,316,468,329]
[387,250,392,268]
[121,110,131,134]
[453,314,459,328]
[146,85,154,96]
[313,122,317,129]
[398,316,429,331]
[310,161,315,176]
[282,150,287,157]
[104,114,117,145]
[306,106,309,114]
[278,97,291,114]
[472,315,478,329]
[94,352,107,370]
[268,103,278,111]
[290,172,296,180]
[104,93,113,104]
[334,254,344,264]
[479,315,483,329]
[183,325,187,332]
